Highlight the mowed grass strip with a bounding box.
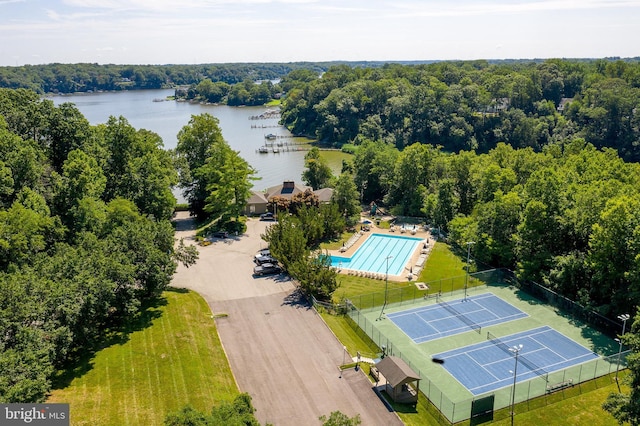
[48,289,237,426]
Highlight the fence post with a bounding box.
[578,364,583,384]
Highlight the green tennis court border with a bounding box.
[346,269,630,423]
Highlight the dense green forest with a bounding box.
[280,59,640,161]
[346,138,640,317]
[0,61,423,95]
[274,58,640,316]
[174,78,280,106]
[0,88,197,403]
[0,62,328,94]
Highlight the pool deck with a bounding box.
[329,219,435,282]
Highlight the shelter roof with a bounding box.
[375,356,421,388]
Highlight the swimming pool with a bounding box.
[331,233,423,276]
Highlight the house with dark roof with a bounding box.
[243,181,334,216]
[557,97,574,112]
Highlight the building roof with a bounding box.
[246,181,334,208]
[314,187,334,203]
[246,191,269,205]
[558,97,574,111]
[265,180,311,200]
[375,356,420,388]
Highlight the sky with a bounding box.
[0,0,638,66]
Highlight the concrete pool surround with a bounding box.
[330,225,433,280]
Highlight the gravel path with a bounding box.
[172,212,402,426]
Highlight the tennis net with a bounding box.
[487,331,549,382]
[438,297,481,334]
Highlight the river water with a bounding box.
[50,89,309,193]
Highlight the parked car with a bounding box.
[212,231,228,238]
[253,263,282,276]
[260,212,275,221]
[254,254,278,265]
[255,248,271,258]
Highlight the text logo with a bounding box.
[1,404,69,425]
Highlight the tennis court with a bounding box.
[433,325,601,395]
[386,293,528,343]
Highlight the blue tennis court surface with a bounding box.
[330,233,422,276]
[434,326,600,395]
[387,293,527,343]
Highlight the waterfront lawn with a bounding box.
[48,288,237,426]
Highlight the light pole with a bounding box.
[339,346,347,378]
[464,241,475,301]
[509,344,523,426]
[377,255,394,320]
[615,313,630,387]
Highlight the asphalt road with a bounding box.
[172,212,403,426]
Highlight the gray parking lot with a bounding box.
[172,212,402,425]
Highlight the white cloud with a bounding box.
[391,0,640,18]
[1,0,639,65]
[62,0,316,10]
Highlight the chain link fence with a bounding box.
[335,269,631,424]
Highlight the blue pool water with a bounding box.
[331,233,423,276]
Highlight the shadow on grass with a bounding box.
[166,286,190,294]
[52,295,167,390]
[378,391,418,414]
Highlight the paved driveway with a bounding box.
[172,212,402,426]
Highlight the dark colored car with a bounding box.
[254,254,278,265]
[253,263,282,276]
[260,212,275,221]
[212,231,228,238]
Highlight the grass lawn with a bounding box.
[487,373,625,426]
[331,241,474,306]
[318,149,352,176]
[48,288,238,426]
[418,242,467,282]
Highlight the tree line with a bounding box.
[174,78,280,106]
[0,61,427,95]
[345,138,640,317]
[279,59,640,162]
[0,88,197,403]
[0,62,329,94]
